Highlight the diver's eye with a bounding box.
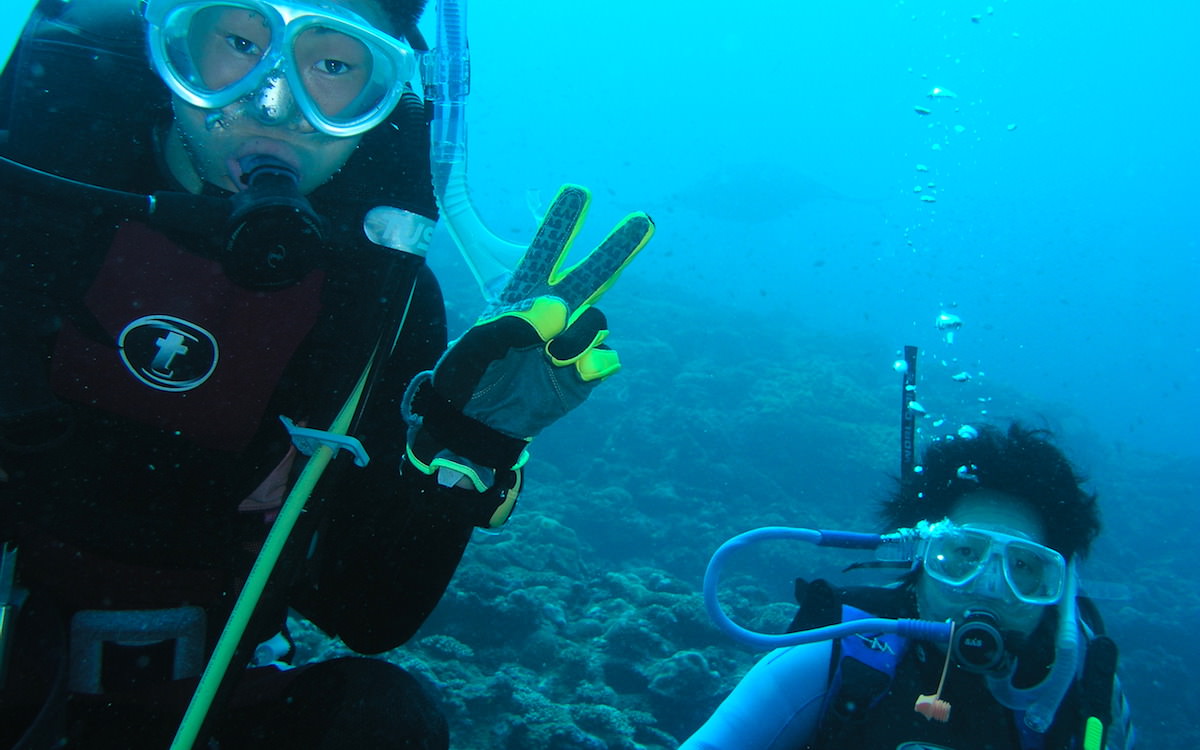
[226,34,262,56]
[952,546,979,561]
[315,58,353,75]
[933,544,983,578]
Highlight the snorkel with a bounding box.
[424,0,524,300]
[985,558,1081,733]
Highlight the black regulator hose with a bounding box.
[1,153,329,289]
[0,153,228,235]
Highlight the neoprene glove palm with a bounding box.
[402,185,654,493]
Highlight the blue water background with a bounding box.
[441,0,1197,459]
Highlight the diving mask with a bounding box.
[918,520,1066,606]
[144,0,418,137]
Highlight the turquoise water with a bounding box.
[449,0,1200,461]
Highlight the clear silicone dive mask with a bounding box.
[144,0,418,137]
[919,520,1066,606]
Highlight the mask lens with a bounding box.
[925,529,991,585]
[290,25,400,124]
[166,3,276,96]
[1004,541,1065,603]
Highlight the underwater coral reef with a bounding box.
[292,282,1195,749]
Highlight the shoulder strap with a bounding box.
[312,92,439,225]
[787,578,916,629]
[1078,635,1119,750]
[789,581,915,747]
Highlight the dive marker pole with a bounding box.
[900,344,918,486]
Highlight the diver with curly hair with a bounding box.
[685,423,1135,749]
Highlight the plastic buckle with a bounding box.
[279,416,370,467]
[68,606,206,694]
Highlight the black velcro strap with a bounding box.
[410,377,527,469]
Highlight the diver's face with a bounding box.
[162,0,392,195]
[916,490,1052,638]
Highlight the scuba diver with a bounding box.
[0,0,652,747]
[685,423,1135,750]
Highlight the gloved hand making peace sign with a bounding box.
[402,185,654,516]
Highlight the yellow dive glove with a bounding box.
[402,185,654,517]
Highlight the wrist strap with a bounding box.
[409,376,528,469]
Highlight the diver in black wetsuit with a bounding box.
[0,0,653,746]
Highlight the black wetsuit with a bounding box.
[0,4,501,747]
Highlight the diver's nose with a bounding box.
[249,72,302,128]
[973,554,1007,598]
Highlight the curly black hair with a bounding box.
[880,423,1101,559]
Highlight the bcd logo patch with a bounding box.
[118,315,218,392]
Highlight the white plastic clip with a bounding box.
[279,416,370,467]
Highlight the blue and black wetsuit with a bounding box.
[682,581,1135,750]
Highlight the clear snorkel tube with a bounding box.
[984,558,1081,733]
[703,525,952,649]
[424,0,523,301]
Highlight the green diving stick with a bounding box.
[169,359,374,750]
[170,246,426,749]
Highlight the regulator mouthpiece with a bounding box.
[951,610,1009,673]
[225,154,328,289]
